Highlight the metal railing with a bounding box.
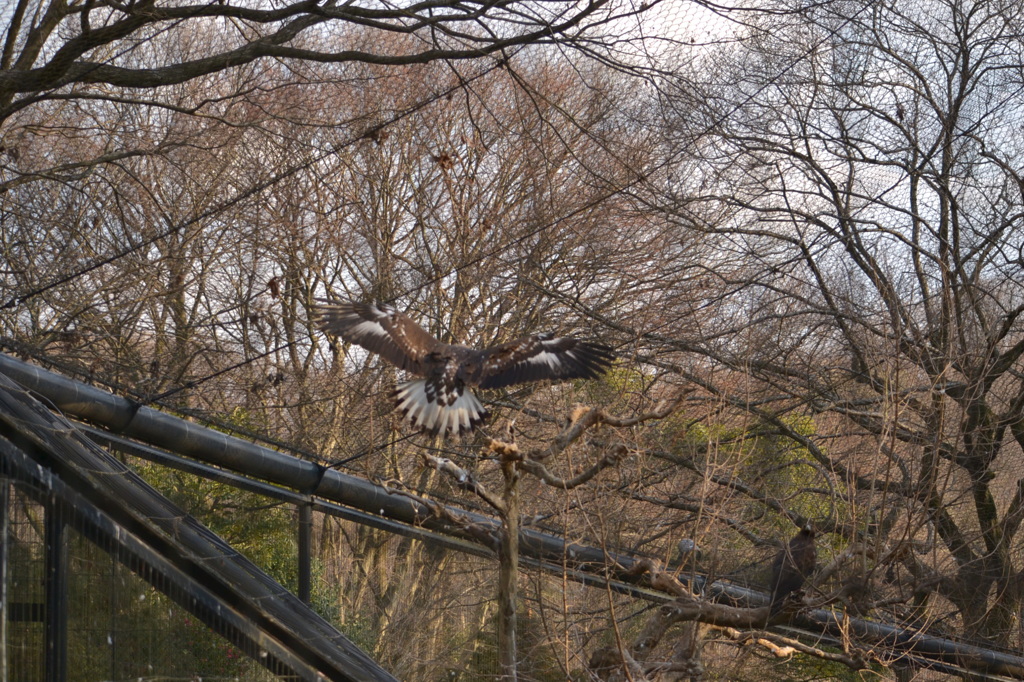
[2,352,1024,680]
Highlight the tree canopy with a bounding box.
[3,0,1024,679]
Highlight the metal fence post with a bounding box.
[298,501,312,604]
[44,501,67,682]
[1,481,9,682]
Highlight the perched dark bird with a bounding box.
[769,525,816,616]
[676,538,703,567]
[318,301,615,437]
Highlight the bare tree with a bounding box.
[0,0,661,196]
[302,54,669,679]
[623,0,1024,663]
[16,0,1012,677]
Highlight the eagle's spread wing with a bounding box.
[318,300,615,437]
[318,302,440,375]
[476,334,615,390]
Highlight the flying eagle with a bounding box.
[318,301,615,437]
[769,525,816,616]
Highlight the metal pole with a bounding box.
[298,501,312,604]
[5,353,1024,679]
[0,481,9,682]
[44,502,67,682]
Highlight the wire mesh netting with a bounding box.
[6,347,1024,679]
[2,479,286,681]
[116,450,516,679]
[6,0,1024,677]
[0,371,397,682]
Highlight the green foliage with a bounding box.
[62,532,263,680]
[125,458,350,665]
[457,621,498,679]
[132,460,299,590]
[655,404,756,462]
[746,415,833,526]
[227,404,270,435]
[591,363,645,397]
[657,410,841,546]
[335,612,380,658]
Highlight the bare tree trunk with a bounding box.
[497,453,520,681]
[667,622,704,682]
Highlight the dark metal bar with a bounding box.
[0,481,9,682]
[0,386,399,682]
[86,426,500,560]
[298,502,312,604]
[0,354,323,490]
[88,425,683,604]
[4,353,1024,680]
[44,502,67,682]
[0,353,635,571]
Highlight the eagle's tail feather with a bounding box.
[393,380,488,436]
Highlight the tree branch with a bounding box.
[420,451,506,513]
[517,443,628,489]
[721,628,872,670]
